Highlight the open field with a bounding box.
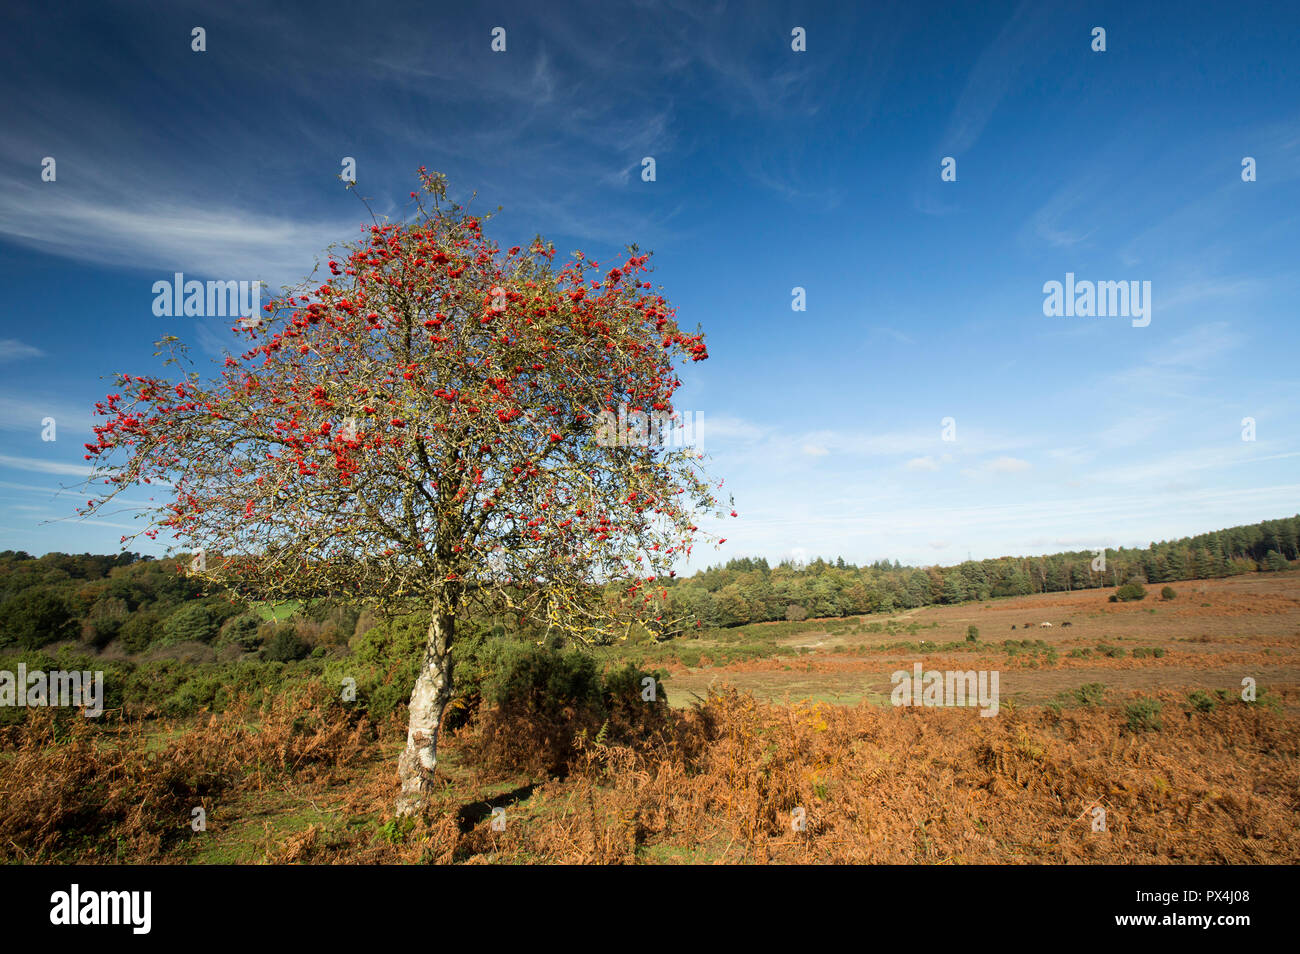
[2,573,1297,864]
[656,573,1300,709]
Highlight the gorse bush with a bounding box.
[0,646,330,724]
[479,641,601,713]
[321,612,427,722]
[462,640,670,777]
[1115,582,1147,602]
[318,612,593,727]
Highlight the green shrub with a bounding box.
[262,628,310,662]
[1115,582,1147,602]
[0,651,323,721]
[322,613,520,723]
[966,625,979,642]
[465,641,669,775]
[1245,686,1284,713]
[0,587,75,649]
[1187,690,1216,713]
[1160,586,1177,600]
[217,613,261,651]
[481,642,601,713]
[1075,682,1106,707]
[676,648,702,667]
[82,596,129,648]
[1124,697,1162,732]
[118,609,162,654]
[161,603,219,645]
[151,659,319,717]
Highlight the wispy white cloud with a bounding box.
[708,481,1300,569]
[1024,178,1103,249]
[0,454,93,477]
[0,340,44,362]
[866,326,916,346]
[987,456,1030,474]
[1100,322,1245,404]
[698,415,767,445]
[39,516,144,532]
[0,178,357,288]
[1085,447,1300,489]
[939,0,1055,155]
[961,456,1031,477]
[0,480,87,496]
[912,192,960,218]
[0,393,95,434]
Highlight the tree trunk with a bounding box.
[396,607,454,814]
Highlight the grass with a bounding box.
[248,600,303,622]
[184,788,339,864]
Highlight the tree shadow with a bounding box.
[455,783,535,834]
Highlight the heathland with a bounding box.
[0,518,1297,863]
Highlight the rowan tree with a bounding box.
[81,170,726,811]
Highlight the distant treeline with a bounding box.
[0,515,1294,654]
[654,514,1298,627]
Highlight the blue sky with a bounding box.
[1,0,1297,570]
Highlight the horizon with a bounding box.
[5,511,1295,578]
[2,0,1298,571]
